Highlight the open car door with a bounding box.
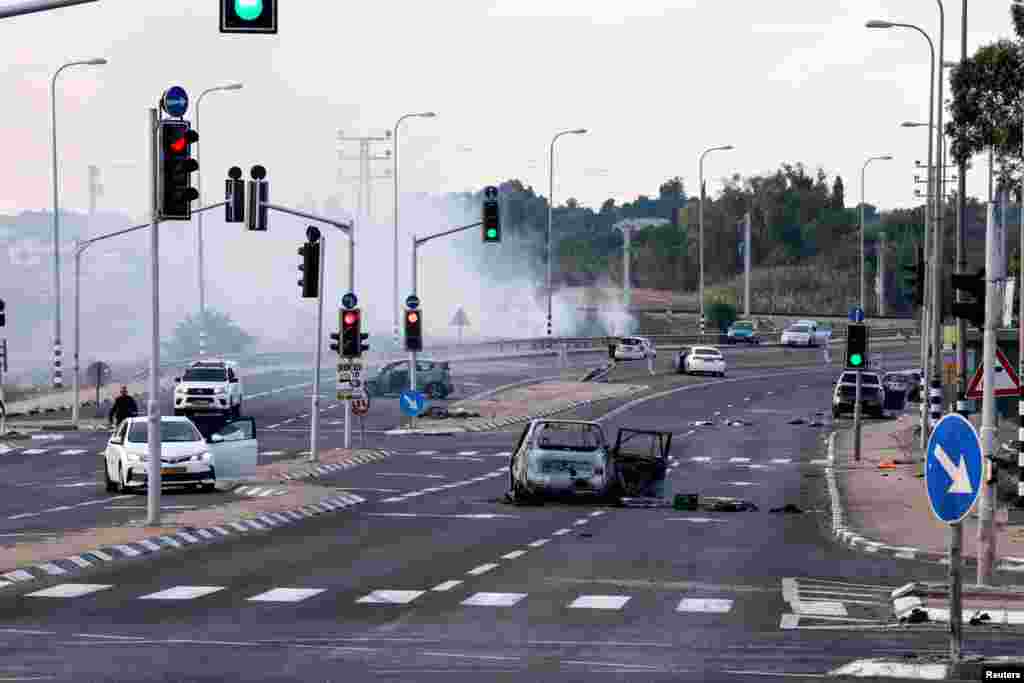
[206,417,258,485]
[610,429,672,499]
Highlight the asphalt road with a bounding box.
[4,340,1021,681]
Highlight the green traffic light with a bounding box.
[486,228,497,239]
[235,0,264,21]
[850,353,863,367]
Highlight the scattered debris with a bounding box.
[704,498,758,512]
[673,494,699,511]
[900,608,930,624]
[879,461,897,469]
[807,420,825,428]
[421,406,481,420]
[769,504,804,514]
[724,419,751,427]
[579,532,593,538]
[969,612,991,626]
[788,417,806,425]
[693,420,715,427]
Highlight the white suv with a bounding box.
[173,360,243,418]
[614,336,656,361]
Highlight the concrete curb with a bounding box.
[824,430,1024,574]
[277,449,392,481]
[390,385,651,435]
[0,491,366,591]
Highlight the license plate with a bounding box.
[161,467,186,475]
[192,398,212,404]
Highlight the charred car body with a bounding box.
[508,419,672,503]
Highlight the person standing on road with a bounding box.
[108,385,138,428]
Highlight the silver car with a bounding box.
[508,420,613,500]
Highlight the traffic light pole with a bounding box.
[409,220,484,427]
[854,370,862,462]
[262,202,354,454]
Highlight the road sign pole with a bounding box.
[950,521,963,661]
[979,202,999,585]
[146,106,162,527]
[853,370,862,462]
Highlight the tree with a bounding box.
[831,176,845,209]
[162,309,256,360]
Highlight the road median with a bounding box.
[0,446,387,589]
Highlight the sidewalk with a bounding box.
[827,415,1024,574]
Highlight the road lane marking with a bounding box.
[569,595,630,610]
[415,450,438,455]
[58,449,87,455]
[460,592,526,607]
[335,488,402,493]
[667,517,728,523]
[728,482,757,486]
[139,586,226,600]
[552,528,572,536]
[247,588,326,603]
[376,473,446,478]
[527,539,550,548]
[7,513,39,520]
[728,457,751,463]
[106,505,196,510]
[430,580,463,592]
[466,563,499,576]
[690,456,711,463]
[500,550,526,560]
[421,651,520,661]
[676,598,733,613]
[456,451,479,456]
[26,584,112,598]
[356,590,423,604]
[770,458,792,464]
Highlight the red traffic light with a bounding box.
[407,312,419,324]
[170,136,186,153]
[343,311,359,326]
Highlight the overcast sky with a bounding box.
[0,0,1014,219]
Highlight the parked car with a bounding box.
[832,370,885,418]
[883,372,910,397]
[781,324,815,347]
[103,415,257,493]
[676,345,726,377]
[725,320,761,345]
[614,336,656,361]
[507,419,672,502]
[364,359,454,399]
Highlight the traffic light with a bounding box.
[159,120,199,220]
[360,331,370,355]
[220,0,278,34]
[246,165,268,231]
[951,268,986,329]
[329,331,341,355]
[225,166,245,223]
[341,308,362,358]
[846,323,869,369]
[297,238,320,298]
[482,185,500,243]
[0,298,5,328]
[903,246,925,307]
[404,308,423,351]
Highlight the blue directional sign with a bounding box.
[849,307,865,323]
[342,292,358,310]
[161,86,189,118]
[926,413,983,524]
[405,294,420,310]
[399,390,426,417]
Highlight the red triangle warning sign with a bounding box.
[966,348,1021,399]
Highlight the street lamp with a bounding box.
[546,128,587,338]
[860,155,893,313]
[866,17,936,450]
[194,82,243,357]
[51,57,107,391]
[698,144,734,339]
[392,111,437,350]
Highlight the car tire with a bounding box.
[832,408,841,419]
[103,457,117,493]
[116,463,127,494]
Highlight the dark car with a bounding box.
[832,371,885,418]
[364,359,454,399]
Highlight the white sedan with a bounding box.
[781,324,814,346]
[676,346,727,377]
[103,416,257,494]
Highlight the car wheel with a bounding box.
[103,457,117,493]
[116,463,127,494]
[832,408,840,419]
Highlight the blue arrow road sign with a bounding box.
[399,390,426,417]
[926,413,983,524]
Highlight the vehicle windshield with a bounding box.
[732,322,753,330]
[127,421,203,443]
[182,368,227,382]
[696,350,721,358]
[619,338,641,346]
[533,423,604,451]
[789,325,810,333]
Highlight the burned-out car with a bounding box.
[508,419,672,503]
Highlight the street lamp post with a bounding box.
[194,82,243,357]
[860,155,893,314]
[392,111,436,352]
[546,128,587,339]
[698,145,734,340]
[866,19,936,450]
[51,57,107,392]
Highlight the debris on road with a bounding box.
[769,504,804,514]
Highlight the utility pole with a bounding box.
[979,202,1000,585]
[877,231,886,317]
[956,0,969,421]
[744,211,752,319]
[337,131,391,225]
[88,164,101,218]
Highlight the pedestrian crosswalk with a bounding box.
[0,445,94,457]
[22,581,741,616]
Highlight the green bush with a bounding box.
[706,302,737,332]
